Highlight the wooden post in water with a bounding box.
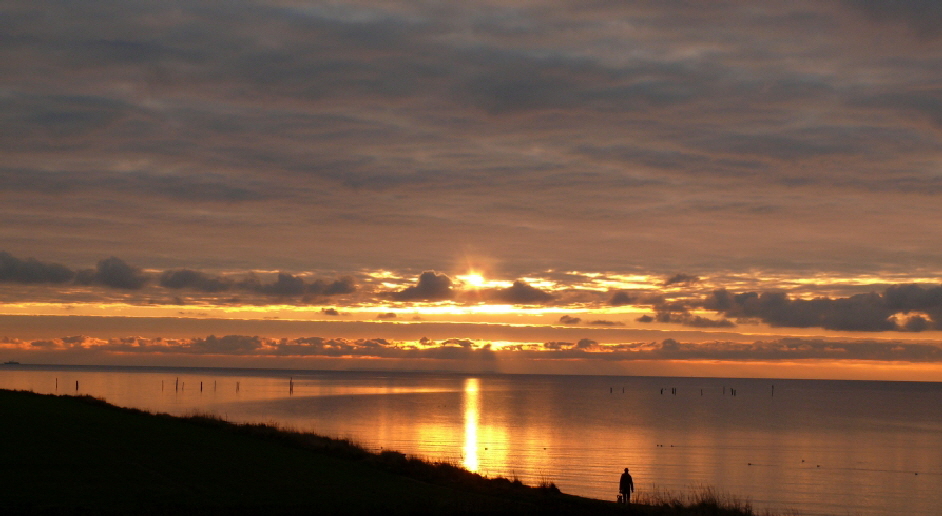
[75,380,79,392]
[236,381,240,393]
[200,381,203,392]
[289,377,294,395]
[55,378,58,391]
[175,377,179,392]
[214,380,217,392]
[162,380,164,391]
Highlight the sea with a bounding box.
[1,364,940,516]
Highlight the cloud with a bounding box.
[75,257,149,290]
[440,338,474,349]
[240,272,357,297]
[720,290,896,331]
[659,338,680,352]
[852,90,942,129]
[191,334,264,353]
[390,271,453,301]
[245,272,306,296]
[4,1,942,289]
[903,315,931,332]
[683,316,736,328]
[159,269,232,292]
[705,285,942,332]
[653,301,690,323]
[588,319,625,326]
[883,284,942,312]
[846,0,942,37]
[609,291,634,306]
[321,307,340,316]
[635,337,942,362]
[559,315,581,324]
[309,276,357,296]
[10,331,942,366]
[377,312,396,319]
[664,273,700,287]
[0,166,271,203]
[485,280,553,304]
[0,251,74,284]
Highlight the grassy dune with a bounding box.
[0,389,784,515]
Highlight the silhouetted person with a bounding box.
[619,468,634,505]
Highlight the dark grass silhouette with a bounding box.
[0,389,792,516]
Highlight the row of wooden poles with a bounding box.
[56,377,296,394]
[608,385,774,397]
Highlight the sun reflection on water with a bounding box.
[463,377,480,472]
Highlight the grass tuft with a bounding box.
[633,484,771,515]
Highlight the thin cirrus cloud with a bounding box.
[3,0,942,385]
[1,1,941,276]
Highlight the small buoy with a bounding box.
[748,463,752,466]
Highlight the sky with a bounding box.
[3,0,942,380]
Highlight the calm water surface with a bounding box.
[2,364,940,516]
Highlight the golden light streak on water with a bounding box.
[463,377,480,472]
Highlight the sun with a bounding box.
[459,272,486,288]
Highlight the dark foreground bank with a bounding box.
[0,389,779,516]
